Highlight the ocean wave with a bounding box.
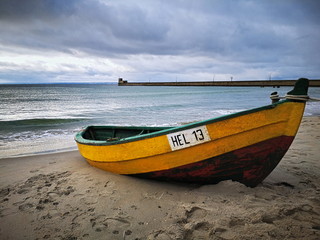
[0,118,90,127]
[212,109,247,115]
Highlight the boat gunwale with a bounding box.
[75,99,295,146]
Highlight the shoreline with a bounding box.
[1,116,320,239]
[0,146,78,161]
[1,115,319,160]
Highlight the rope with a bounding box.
[285,94,310,101]
[270,94,320,102]
[309,97,320,101]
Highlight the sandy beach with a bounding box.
[0,116,319,240]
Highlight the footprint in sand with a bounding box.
[186,206,208,219]
[147,230,172,240]
[79,196,98,206]
[167,206,214,240]
[185,221,214,239]
[89,215,132,234]
[18,202,34,211]
[0,187,11,199]
[228,217,246,227]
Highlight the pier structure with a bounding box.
[118,78,320,87]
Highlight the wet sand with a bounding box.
[0,117,319,240]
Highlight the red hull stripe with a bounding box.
[130,136,294,187]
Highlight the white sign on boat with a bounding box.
[167,125,211,151]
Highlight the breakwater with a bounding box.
[118,79,320,87]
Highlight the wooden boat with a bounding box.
[75,78,310,187]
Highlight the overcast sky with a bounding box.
[0,0,319,83]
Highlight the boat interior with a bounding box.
[82,126,171,141]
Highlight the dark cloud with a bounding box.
[0,0,319,83]
[1,0,318,56]
[0,0,78,21]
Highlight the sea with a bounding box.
[1,84,319,159]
